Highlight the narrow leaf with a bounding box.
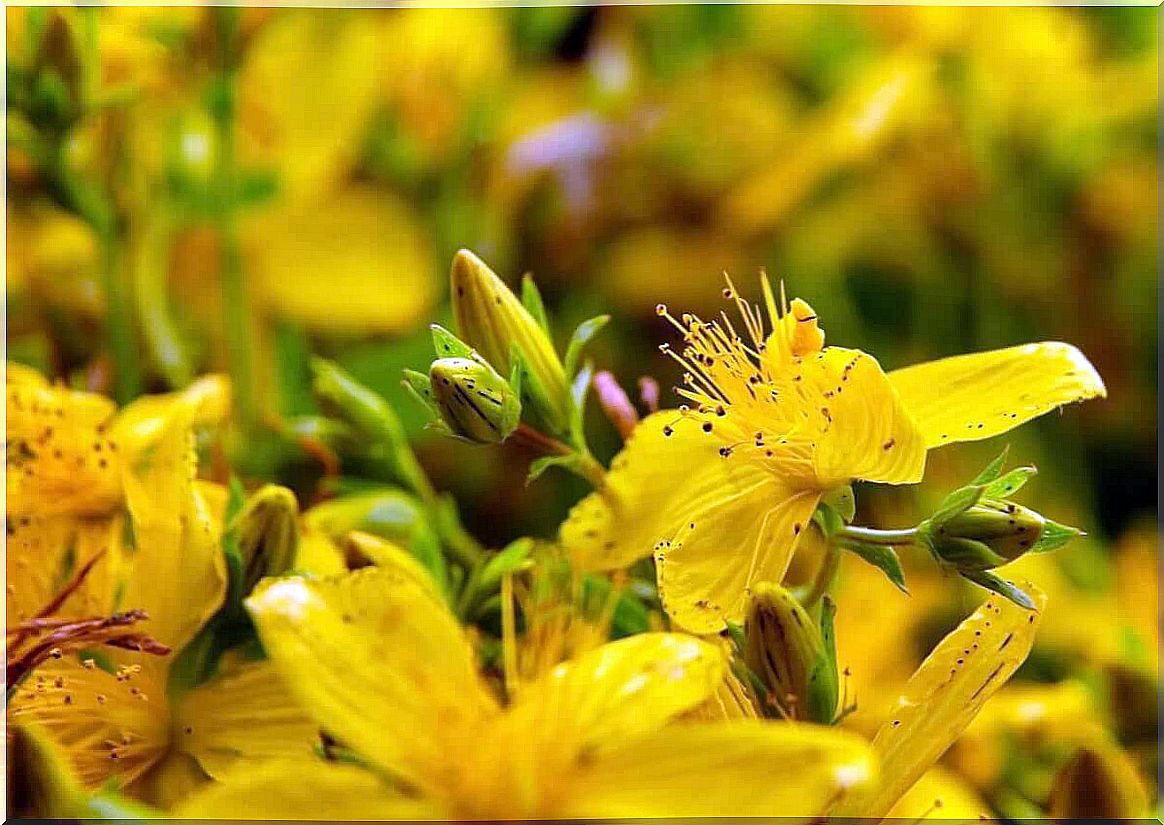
[960,570,1036,610]
[970,447,1010,485]
[931,484,984,525]
[478,538,535,592]
[983,466,1037,500]
[842,541,908,593]
[563,314,610,379]
[527,453,581,484]
[521,273,550,334]
[1029,518,1085,554]
[430,324,474,359]
[401,369,440,417]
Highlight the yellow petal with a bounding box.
[6,368,121,519]
[292,526,348,577]
[174,758,447,820]
[560,721,876,820]
[656,461,820,634]
[803,347,927,486]
[116,403,227,652]
[510,633,725,759]
[833,584,1046,819]
[175,657,319,780]
[8,656,170,791]
[6,514,124,626]
[886,766,994,820]
[559,411,717,571]
[888,343,1105,449]
[238,11,381,204]
[245,567,497,789]
[250,188,437,333]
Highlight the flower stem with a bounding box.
[511,423,606,487]
[211,8,257,431]
[801,540,841,611]
[832,524,920,546]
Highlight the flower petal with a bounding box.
[805,347,927,485]
[116,406,227,653]
[656,467,820,634]
[886,766,993,820]
[832,583,1046,819]
[510,633,725,760]
[559,721,876,820]
[888,342,1106,449]
[559,411,721,571]
[175,657,319,780]
[8,656,170,791]
[174,758,446,820]
[245,567,497,789]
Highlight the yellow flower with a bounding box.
[7,372,317,808]
[176,558,876,821]
[561,277,1105,632]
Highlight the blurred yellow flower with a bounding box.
[7,372,317,807]
[562,277,1103,632]
[177,559,875,820]
[238,10,381,205]
[248,187,438,334]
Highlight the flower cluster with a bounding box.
[10,253,1151,824]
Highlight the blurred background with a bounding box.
[6,4,1158,814]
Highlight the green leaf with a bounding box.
[970,447,1010,485]
[960,569,1036,610]
[563,314,610,379]
[983,466,1037,500]
[521,273,550,334]
[841,541,908,593]
[569,360,594,447]
[526,453,583,484]
[430,324,475,359]
[400,369,440,418]
[478,538,535,592]
[1029,518,1085,554]
[930,484,985,526]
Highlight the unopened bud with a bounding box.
[429,356,520,444]
[924,500,1046,571]
[450,249,569,433]
[743,583,837,723]
[235,485,299,593]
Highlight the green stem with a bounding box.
[98,224,142,403]
[833,524,920,546]
[211,9,257,430]
[512,423,606,487]
[801,540,841,611]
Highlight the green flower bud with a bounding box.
[450,249,569,433]
[924,499,1046,571]
[429,355,521,445]
[234,485,299,593]
[743,583,838,723]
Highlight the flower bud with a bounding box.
[925,499,1046,571]
[429,356,521,444]
[234,485,299,593]
[743,583,837,723]
[450,249,569,433]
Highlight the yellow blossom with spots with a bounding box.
[175,556,876,821]
[6,368,317,808]
[561,277,1105,632]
